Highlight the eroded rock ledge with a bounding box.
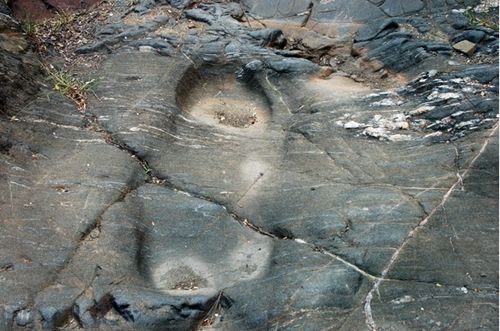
[0,0,498,330]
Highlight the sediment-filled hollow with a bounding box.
[176,65,271,132]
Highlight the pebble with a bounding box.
[409,105,435,115]
[452,40,477,56]
[455,120,478,128]
[363,127,388,140]
[391,295,415,304]
[15,309,33,327]
[343,120,365,129]
[139,45,155,52]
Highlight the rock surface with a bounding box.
[0,0,498,330]
[0,5,41,116]
[453,39,477,55]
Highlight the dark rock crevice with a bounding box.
[300,1,314,27]
[83,105,287,240]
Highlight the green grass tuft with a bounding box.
[42,64,98,110]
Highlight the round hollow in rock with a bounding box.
[176,65,271,132]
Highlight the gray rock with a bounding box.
[354,18,402,42]
[131,38,174,50]
[237,59,264,82]
[369,138,499,329]
[398,67,498,137]
[75,41,108,54]
[248,28,286,47]
[14,309,33,327]
[448,68,483,84]
[267,57,319,73]
[0,12,40,115]
[312,0,385,22]
[73,296,97,327]
[35,286,82,328]
[138,45,154,52]
[241,0,310,21]
[344,120,365,129]
[448,11,470,30]
[184,9,214,24]
[409,16,430,33]
[76,19,167,54]
[453,39,477,55]
[222,2,244,19]
[152,15,173,24]
[169,0,191,9]
[0,2,498,330]
[379,0,425,17]
[131,0,155,13]
[97,23,126,36]
[451,29,486,43]
[354,16,456,72]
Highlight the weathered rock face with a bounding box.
[10,0,101,21]
[0,0,498,330]
[0,6,41,116]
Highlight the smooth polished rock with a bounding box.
[0,1,498,330]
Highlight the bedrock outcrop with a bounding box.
[0,0,498,330]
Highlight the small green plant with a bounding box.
[142,163,152,175]
[464,8,499,30]
[50,12,77,30]
[42,63,98,110]
[21,19,38,38]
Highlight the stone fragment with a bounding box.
[363,127,388,140]
[448,12,469,30]
[268,57,319,73]
[409,105,435,115]
[300,31,335,50]
[452,30,486,44]
[391,295,415,304]
[344,120,365,129]
[15,309,32,327]
[354,18,401,42]
[370,98,399,107]
[169,0,191,9]
[427,91,462,100]
[138,45,154,52]
[452,40,477,56]
[248,28,286,47]
[184,9,214,24]
[75,41,107,54]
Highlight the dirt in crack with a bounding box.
[177,65,270,132]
